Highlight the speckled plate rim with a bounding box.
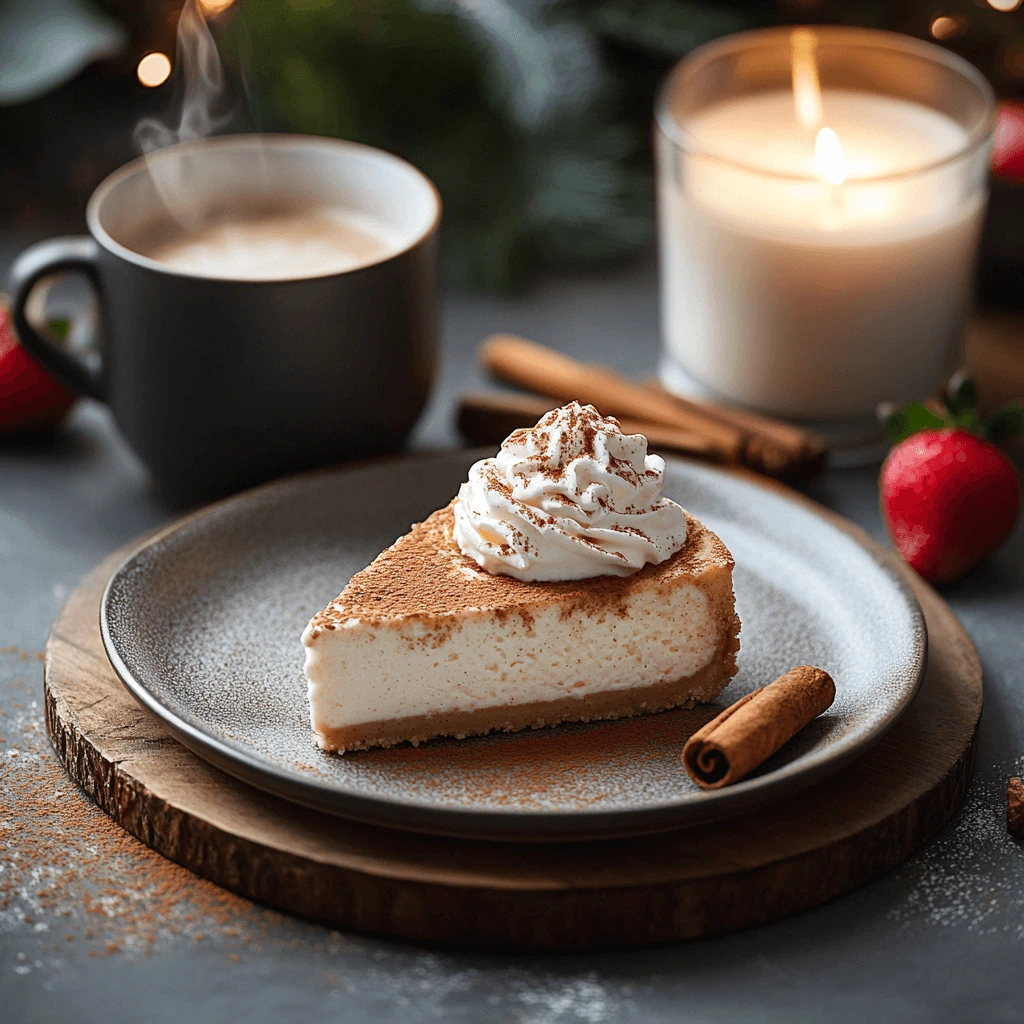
[99,452,928,842]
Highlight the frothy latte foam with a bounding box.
[132,206,399,280]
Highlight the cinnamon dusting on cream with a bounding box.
[452,402,689,581]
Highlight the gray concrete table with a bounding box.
[2,262,1022,1023]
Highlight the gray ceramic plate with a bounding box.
[101,451,926,841]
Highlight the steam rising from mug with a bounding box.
[134,0,235,229]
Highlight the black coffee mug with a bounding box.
[7,134,441,501]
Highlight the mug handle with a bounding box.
[7,236,106,401]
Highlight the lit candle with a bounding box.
[656,28,995,438]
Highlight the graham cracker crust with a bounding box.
[314,626,740,754]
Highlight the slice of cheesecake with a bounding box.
[302,502,740,753]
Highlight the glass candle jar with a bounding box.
[656,27,995,442]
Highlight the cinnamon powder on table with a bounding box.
[0,655,272,968]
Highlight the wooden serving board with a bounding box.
[43,499,981,951]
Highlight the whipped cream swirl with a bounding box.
[453,402,688,581]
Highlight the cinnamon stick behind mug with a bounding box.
[682,667,836,789]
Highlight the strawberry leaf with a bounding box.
[986,404,1024,444]
[951,406,982,433]
[884,402,945,443]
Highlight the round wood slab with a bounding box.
[43,491,982,951]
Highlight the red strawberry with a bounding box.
[0,303,76,433]
[880,378,1022,584]
[993,102,1024,182]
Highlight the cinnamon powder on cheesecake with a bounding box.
[308,505,729,633]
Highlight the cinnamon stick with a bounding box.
[457,391,724,462]
[1009,777,1024,839]
[478,334,825,478]
[479,334,745,463]
[641,380,827,480]
[682,667,836,789]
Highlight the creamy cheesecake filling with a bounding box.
[303,580,717,732]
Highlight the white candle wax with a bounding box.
[658,89,987,421]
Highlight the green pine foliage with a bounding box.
[564,0,753,57]
[216,0,1024,292]
[230,0,652,292]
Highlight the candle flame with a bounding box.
[791,29,822,129]
[815,127,846,185]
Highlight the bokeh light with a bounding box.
[137,52,172,88]
[199,0,236,14]
[930,16,964,41]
